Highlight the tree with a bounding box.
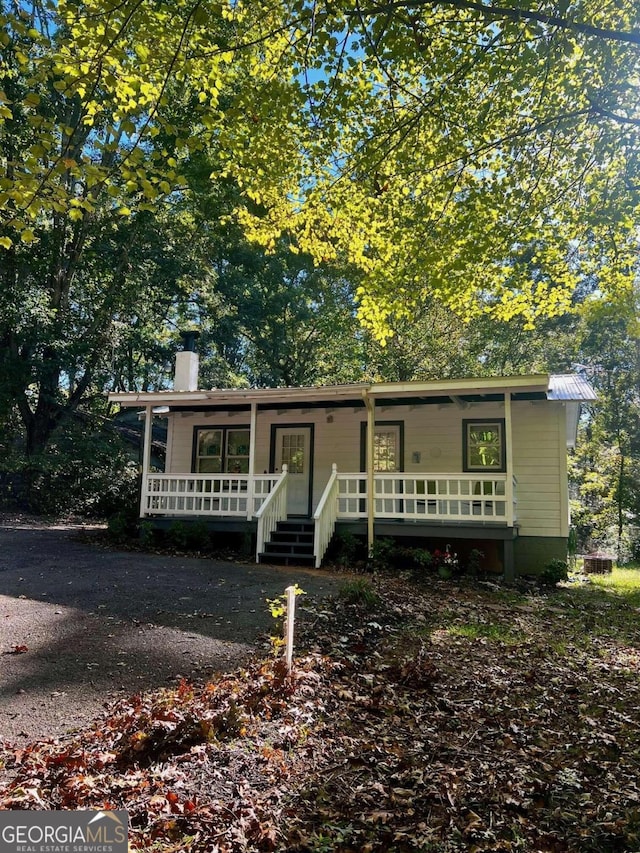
[569,299,640,559]
[3,0,640,473]
[4,0,640,342]
[0,0,295,464]
[230,0,640,337]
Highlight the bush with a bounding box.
[107,508,138,543]
[368,537,398,572]
[540,558,569,587]
[166,520,211,551]
[338,578,380,609]
[466,548,485,577]
[0,414,140,518]
[332,531,360,567]
[397,546,433,573]
[138,521,156,549]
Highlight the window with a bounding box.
[194,427,250,473]
[463,420,505,472]
[374,428,398,472]
[281,432,306,474]
[360,422,403,472]
[226,430,250,473]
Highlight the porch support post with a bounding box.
[364,392,375,555]
[503,538,515,584]
[247,402,258,519]
[504,392,515,583]
[139,404,153,519]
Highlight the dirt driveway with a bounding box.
[0,519,342,746]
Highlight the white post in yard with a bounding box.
[284,585,297,671]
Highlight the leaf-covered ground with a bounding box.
[1,573,639,852]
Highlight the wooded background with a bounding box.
[1,0,638,557]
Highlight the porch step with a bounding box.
[264,539,313,554]
[276,520,314,534]
[258,519,316,567]
[270,530,314,545]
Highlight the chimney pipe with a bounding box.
[174,330,200,391]
[179,330,200,353]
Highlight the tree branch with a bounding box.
[347,0,640,47]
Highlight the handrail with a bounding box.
[313,463,339,568]
[255,465,289,560]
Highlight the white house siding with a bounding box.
[511,402,566,538]
[164,400,568,537]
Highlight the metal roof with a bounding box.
[109,373,597,408]
[548,374,597,402]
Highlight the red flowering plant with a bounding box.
[432,547,459,579]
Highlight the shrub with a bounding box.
[397,546,433,573]
[166,520,211,551]
[332,531,360,567]
[0,414,140,518]
[338,578,381,609]
[467,548,485,577]
[540,558,569,587]
[368,537,398,572]
[107,509,138,543]
[138,521,156,549]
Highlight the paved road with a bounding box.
[0,522,342,745]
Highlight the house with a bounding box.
[108,341,596,579]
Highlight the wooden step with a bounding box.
[259,517,316,566]
[276,520,314,534]
[258,551,315,567]
[271,530,314,545]
[263,540,314,556]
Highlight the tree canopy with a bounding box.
[231,0,640,336]
[2,0,639,339]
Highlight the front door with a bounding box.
[274,426,312,516]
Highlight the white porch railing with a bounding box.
[255,465,289,560]
[313,463,339,568]
[337,473,517,523]
[143,473,280,518]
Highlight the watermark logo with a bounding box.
[0,810,128,853]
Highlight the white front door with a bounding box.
[275,427,312,516]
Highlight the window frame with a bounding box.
[360,421,405,472]
[462,418,506,473]
[192,425,251,474]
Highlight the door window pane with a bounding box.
[282,433,305,474]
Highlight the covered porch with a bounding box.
[138,466,518,571]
